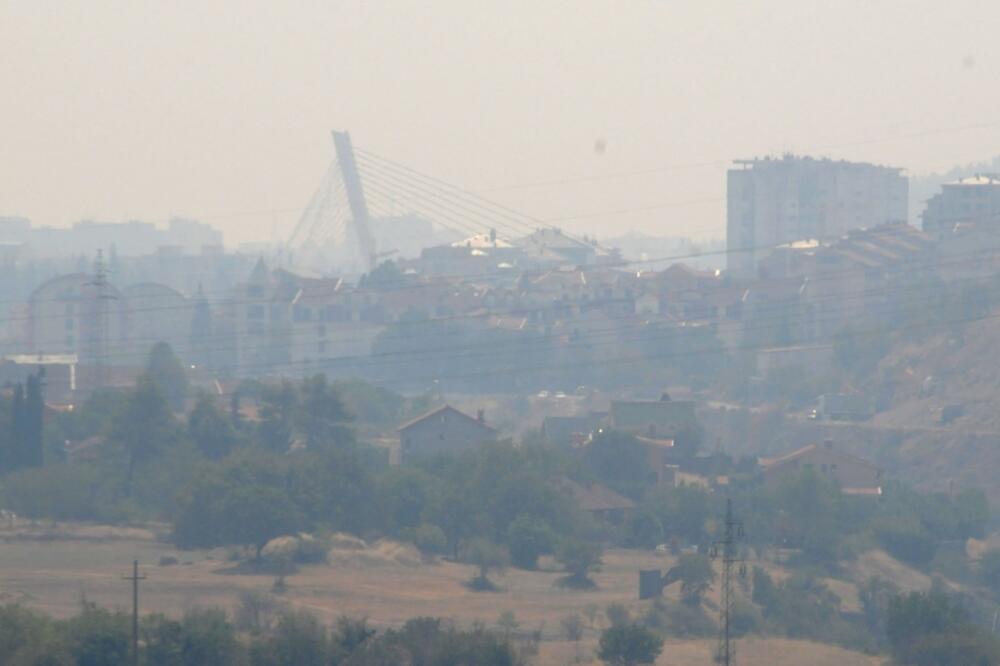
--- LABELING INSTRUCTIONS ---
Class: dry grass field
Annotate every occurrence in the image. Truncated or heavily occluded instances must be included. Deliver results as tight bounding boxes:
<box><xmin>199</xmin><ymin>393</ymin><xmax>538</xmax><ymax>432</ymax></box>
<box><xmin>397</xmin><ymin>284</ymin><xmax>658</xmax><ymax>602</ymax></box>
<box><xmin>0</xmin><ymin>522</ymin><xmax>883</xmax><ymax>665</ymax></box>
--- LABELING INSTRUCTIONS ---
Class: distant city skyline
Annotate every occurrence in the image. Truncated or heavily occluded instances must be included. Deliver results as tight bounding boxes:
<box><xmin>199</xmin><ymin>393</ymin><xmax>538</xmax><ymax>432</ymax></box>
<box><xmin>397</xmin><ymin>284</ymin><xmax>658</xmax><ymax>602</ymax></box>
<box><xmin>2</xmin><ymin>1</ymin><xmax>1000</xmax><ymax>244</ymax></box>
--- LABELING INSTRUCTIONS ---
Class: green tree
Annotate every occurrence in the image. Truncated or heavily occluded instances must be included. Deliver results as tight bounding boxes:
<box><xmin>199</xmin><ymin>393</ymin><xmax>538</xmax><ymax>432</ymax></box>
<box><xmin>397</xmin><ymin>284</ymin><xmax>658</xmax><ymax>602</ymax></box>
<box><xmin>410</xmin><ymin>524</ymin><xmax>447</xmax><ymax>556</ymax></box>
<box><xmin>673</xmin><ymin>553</ymin><xmax>715</xmax><ymax>606</ymax></box>
<box><xmin>597</xmin><ymin>623</ymin><xmax>664</xmax><ymax>666</ymax></box>
<box><xmin>583</xmin><ymin>430</ymin><xmax>650</xmax><ymax>498</ymax></box>
<box><xmin>366</xmin><ymin>616</ymin><xmax>527</xmax><ymax>665</ymax></box>
<box><xmin>605</xmin><ymin>604</ymin><xmax>630</xmax><ymax>628</ymax></box>
<box><xmin>145</xmin><ymin>342</ymin><xmax>189</xmax><ymax>411</ymax></box>
<box><xmin>287</xmin><ymin>446</ymin><xmax>378</xmax><ymax>535</ymax></box>
<box><xmin>671</xmin><ymin>423</ymin><xmax>703</xmax><ymax>459</ymax></box>
<box><xmin>141</xmin><ymin>614</ymin><xmax>185</xmax><ymax>666</ymax></box>
<box><xmin>0</xmin><ymin>603</ymin><xmax>69</xmax><ymax>664</ymax></box>
<box><xmin>296</xmin><ymin>374</ymin><xmax>355</xmax><ymax>451</ymax></box>
<box><xmin>250</xmin><ymin>610</ymin><xmax>329</xmax><ymax>666</ymax></box>
<box><xmin>463</xmin><ymin>538</ymin><xmax>509</xmax><ymax>591</ymax></box>
<box><xmin>874</xmin><ymin>519</ymin><xmax>937</xmax><ymax>566</ymax></box>
<box><xmin>257</xmin><ymin>382</ymin><xmax>297</xmax><ymax>453</ymax></box>
<box><xmin>886</xmin><ymin>591</ymin><xmax>984</xmax><ymax>665</ymax></box>
<box><xmin>377</xmin><ymin>466</ymin><xmax>433</xmax><ymax>533</ymax></box>
<box><xmin>18</xmin><ymin>369</ymin><xmax>45</xmax><ymax>467</ymax></box>
<box><xmin>507</xmin><ymin>514</ymin><xmax>555</xmax><ymax>570</ymax></box>
<box><xmin>111</xmin><ymin>376</ymin><xmax>178</xmax><ymax>489</ymax></box>
<box><xmin>556</xmin><ymin>538</ymin><xmax>603</xmax><ymax>588</ymax></box>
<box><xmin>333</xmin><ymin>378</ymin><xmax>405</xmax><ymax>424</ymax></box>
<box><xmin>62</xmin><ymin>602</ymin><xmax>130</xmax><ymax>666</ymax></box>
<box><xmin>330</xmin><ymin>616</ymin><xmax>375</xmax><ymax>658</ymax></box>
<box><xmin>220</xmin><ymin>486</ymin><xmax>300</xmax><ymax>562</ymax></box>
<box><xmin>2</xmin><ymin>464</ymin><xmax>101</xmax><ymax>521</ymax></box>
<box><xmin>858</xmin><ymin>576</ymin><xmax>900</xmax><ymax>647</ymax></box>
<box><xmin>188</xmin><ymin>393</ymin><xmax>238</xmax><ymax>461</ymax></box>
<box><xmin>981</xmin><ymin>549</ymin><xmax>1000</xmax><ymax>596</ymax></box>
<box><xmin>176</xmin><ymin>608</ymin><xmax>244</xmax><ymax>666</ymax></box>
<box><xmin>750</xmin><ymin>567</ymin><xmax>777</xmax><ymax>607</ymax></box>
<box><xmin>769</xmin><ymin>469</ymin><xmax>841</xmax><ymax>562</ymax></box>
<box><xmin>8</xmin><ymin>383</ymin><xmax>25</xmax><ymax>472</ymax></box>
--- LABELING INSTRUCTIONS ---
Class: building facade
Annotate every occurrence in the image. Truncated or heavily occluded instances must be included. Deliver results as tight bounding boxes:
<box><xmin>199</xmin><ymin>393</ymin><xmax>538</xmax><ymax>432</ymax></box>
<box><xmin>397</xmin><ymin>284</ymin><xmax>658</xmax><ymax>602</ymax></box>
<box><xmin>922</xmin><ymin>174</ymin><xmax>1000</xmax><ymax>237</ymax></box>
<box><xmin>398</xmin><ymin>405</ymin><xmax>497</xmax><ymax>463</ymax></box>
<box><xmin>760</xmin><ymin>442</ymin><xmax>883</xmax><ymax>495</ymax></box>
<box><xmin>727</xmin><ymin>155</ymin><xmax>908</xmax><ymax>279</ymax></box>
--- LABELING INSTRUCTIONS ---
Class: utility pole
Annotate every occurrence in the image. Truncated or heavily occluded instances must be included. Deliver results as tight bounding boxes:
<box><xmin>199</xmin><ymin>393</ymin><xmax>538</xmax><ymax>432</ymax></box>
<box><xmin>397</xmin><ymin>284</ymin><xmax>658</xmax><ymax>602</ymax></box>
<box><xmin>711</xmin><ymin>498</ymin><xmax>745</xmax><ymax>666</ymax></box>
<box><xmin>122</xmin><ymin>560</ymin><xmax>145</xmax><ymax>666</ymax></box>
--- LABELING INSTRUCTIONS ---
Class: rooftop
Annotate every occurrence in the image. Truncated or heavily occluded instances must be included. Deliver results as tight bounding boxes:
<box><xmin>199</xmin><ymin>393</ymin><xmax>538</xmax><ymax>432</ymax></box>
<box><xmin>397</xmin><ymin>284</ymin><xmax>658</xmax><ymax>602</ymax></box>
<box><xmin>397</xmin><ymin>404</ymin><xmax>496</xmax><ymax>433</ymax></box>
<box><xmin>760</xmin><ymin>443</ymin><xmax>879</xmax><ymax>472</ymax></box>
<box><xmin>948</xmin><ymin>174</ymin><xmax>1000</xmax><ymax>186</ymax></box>
<box><xmin>557</xmin><ymin>478</ymin><xmax>635</xmax><ymax>513</ymax></box>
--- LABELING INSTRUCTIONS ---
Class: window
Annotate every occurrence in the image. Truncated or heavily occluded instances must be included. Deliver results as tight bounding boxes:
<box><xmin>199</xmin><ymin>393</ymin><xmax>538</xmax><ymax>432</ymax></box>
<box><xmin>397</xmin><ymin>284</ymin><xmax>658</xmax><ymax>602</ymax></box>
<box><xmin>65</xmin><ymin>318</ymin><xmax>74</xmax><ymax>330</ymax></box>
<box><xmin>324</xmin><ymin>305</ymin><xmax>349</xmax><ymax>322</ymax></box>
<box><xmin>248</xmin><ymin>304</ymin><xmax>264</xmax><ymax>319</ymax></box>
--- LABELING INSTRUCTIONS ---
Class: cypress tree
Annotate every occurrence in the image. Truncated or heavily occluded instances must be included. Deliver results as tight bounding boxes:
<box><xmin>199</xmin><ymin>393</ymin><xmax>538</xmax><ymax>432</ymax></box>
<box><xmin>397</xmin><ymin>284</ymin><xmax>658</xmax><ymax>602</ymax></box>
<box><xmin>8</xmin><ymin>383</ymin><xmax>24</xmax><ymax>472</ymax></box>
<box><xmin>24</xmin><ymin>371</ymin><xmax>44</xmax><ymax>468</ymax></box>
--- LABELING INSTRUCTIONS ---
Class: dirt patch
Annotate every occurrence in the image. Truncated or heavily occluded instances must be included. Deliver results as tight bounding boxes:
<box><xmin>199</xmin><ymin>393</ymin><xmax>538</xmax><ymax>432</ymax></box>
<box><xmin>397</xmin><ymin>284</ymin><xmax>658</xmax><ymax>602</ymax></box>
<box><xmin>0</xmin><ymin>522</ymin><xmax>158</xmax><ymax>543</ymax></box>
<box><xmin>850</xmin><ymin>550</ymin><xmax>931</xmax><ymax>592</ymax></box>
<box><xmin>0</xmin><ymin>533</ymin><xmax>882</xmax><ymax>665</ymax></box>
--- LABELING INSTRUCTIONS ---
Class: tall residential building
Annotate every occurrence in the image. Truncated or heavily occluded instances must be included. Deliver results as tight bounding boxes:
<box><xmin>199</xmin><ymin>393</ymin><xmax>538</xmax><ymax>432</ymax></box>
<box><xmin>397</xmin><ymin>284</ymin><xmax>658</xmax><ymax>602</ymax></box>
<box><xmin>921</xmin><ymin>174</ymin><xmax>1000</xmax><ymax>237</ymax></box>
<box><xmin>726</xmin><ymin>155</ymin><xmax>907</xmax><ymax>278</ymax></box>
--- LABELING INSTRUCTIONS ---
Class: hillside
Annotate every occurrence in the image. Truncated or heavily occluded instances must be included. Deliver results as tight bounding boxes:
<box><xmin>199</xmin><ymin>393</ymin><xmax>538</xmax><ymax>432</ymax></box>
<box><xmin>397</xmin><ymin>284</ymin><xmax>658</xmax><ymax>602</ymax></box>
<box><xmin>875</xmin><ymin>317</ymin><xmax>1000</xmax><ymax>433</ymax></box>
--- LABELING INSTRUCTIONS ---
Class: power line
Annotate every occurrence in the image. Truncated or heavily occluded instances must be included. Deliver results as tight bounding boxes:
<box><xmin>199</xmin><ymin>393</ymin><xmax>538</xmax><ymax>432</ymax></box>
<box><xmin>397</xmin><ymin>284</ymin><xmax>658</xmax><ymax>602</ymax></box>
<box><xmin>354</xmin><ymin>154</ymin><xmax>535</xmax><ymax>240</ymax></box>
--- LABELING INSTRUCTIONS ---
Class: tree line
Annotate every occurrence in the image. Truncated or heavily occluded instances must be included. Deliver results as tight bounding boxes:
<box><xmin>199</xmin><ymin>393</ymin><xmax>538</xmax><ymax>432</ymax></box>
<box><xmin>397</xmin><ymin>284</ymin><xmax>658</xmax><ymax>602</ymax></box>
<box><xmin>0</xmin><ymin>600</ymin><xmax>534</xmax><ymax>666</ymax></box>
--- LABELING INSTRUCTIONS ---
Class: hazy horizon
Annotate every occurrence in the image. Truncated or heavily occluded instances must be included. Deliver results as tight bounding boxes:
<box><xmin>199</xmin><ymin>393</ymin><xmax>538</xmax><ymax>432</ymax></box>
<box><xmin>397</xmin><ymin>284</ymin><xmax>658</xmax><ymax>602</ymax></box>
<box><xmin>3</xmin><ymin>0</ymin><xmax>1000</xmax><ymax>245</ymax></box>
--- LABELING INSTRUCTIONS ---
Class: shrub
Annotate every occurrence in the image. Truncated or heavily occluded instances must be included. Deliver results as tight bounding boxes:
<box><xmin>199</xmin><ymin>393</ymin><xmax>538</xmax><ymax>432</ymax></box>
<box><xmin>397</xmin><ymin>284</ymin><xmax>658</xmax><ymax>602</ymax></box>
<box><xmin>554</xmin><ymin>538</ymin><xmax>602</xmax><ymax>589</ymax></box>
<box><xmin>507</xmin><ymin>514</ymin><xmax>554</xmax><ymax>570</ymax></box>
<box><xmin>293</xmin><ymin>534</ymin><xmax>330</xmax><ymax>564</ymax></box>
<box><xmin>410</xmin><ymin>524</ymin><xmax>447</xmax><ymax>557</ymax></box>
<box><xmin>461</xmin><ymin>538</ymin><xmax>509</xmax><ymax>591</ymax></box>
<box><xmin>2</xmin><ymin>464</ymin><xmax>102</xmax><ymax>521</ymax></box>
<box><xmin>597</xmin><ymin>622</ymin><xmax>663</xmax><ymax>665</ymax></box>
<box><xmin>875</xmin><ymin>521</ymin><xmax>937</xmax><ymax>566</ymax></box>
<box><xmin>642</xmin><ymin>599</ymin><xmax>716</xmax><ymax>638</ymax></box>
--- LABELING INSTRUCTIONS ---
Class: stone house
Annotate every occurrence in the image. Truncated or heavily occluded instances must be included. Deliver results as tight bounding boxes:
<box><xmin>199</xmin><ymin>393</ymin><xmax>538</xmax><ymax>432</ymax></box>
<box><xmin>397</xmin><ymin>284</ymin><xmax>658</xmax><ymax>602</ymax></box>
<box><xmin>759</xmin><ymin>441</ymin><xmax>883</xmax><ymax>495</ymax></box>
<box><xmin>398</xmin><ymin>405</ymin><xmax>497</xmax><ymax>463</ymax></box>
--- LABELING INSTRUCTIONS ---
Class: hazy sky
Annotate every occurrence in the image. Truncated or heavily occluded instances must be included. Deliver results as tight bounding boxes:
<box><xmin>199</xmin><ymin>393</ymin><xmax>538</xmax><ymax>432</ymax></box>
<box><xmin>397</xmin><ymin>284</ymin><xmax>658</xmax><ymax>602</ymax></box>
<box><xmin>2</xmin><ymin>1</ymin><xmax>1000</xmax><ymax>245</ymax></box>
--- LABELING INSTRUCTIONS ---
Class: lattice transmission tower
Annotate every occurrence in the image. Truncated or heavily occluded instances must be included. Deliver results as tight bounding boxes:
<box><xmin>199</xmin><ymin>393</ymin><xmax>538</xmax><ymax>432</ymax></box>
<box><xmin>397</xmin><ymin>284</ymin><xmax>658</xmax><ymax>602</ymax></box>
<box><xmin>711</xmin><ymin>498</ymin><xmax>746</xmax><ymax>666</ymax></box>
